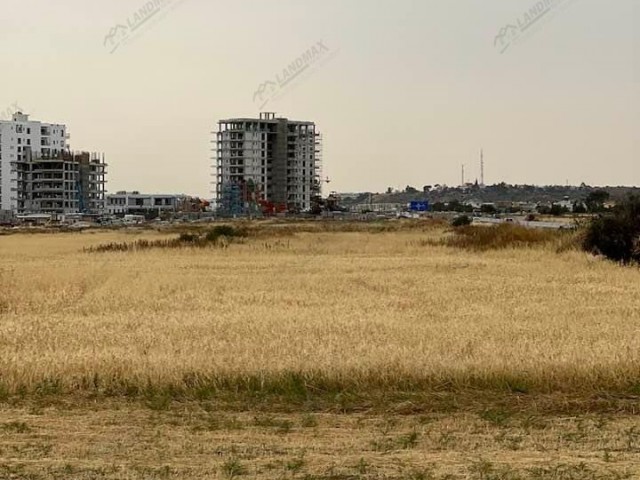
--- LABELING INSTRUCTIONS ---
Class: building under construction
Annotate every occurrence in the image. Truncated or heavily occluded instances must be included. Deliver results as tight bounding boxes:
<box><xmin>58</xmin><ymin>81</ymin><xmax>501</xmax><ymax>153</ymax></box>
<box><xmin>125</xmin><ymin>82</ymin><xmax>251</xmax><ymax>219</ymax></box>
<box><xmin>1</xmin><ymin>112</ymin><xmax>106</xmax><ymax>215</ymax></box>
<box><xmin>213</xmin><ymin>113</ymin><xmax>322</xmax><ymax>215</ymax></box>
<box><xmin>12</xmin><ymin>149</ymin><xmax>106</xmax><ymax>214</ymax></box>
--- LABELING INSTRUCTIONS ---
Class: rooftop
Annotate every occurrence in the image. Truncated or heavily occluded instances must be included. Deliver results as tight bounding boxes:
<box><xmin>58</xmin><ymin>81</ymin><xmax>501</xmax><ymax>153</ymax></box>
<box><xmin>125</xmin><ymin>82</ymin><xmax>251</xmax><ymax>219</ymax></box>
<box><xmin>219</xmin><ymin>113</ymin><xmax>314</xmax><ymax>125</ymax></box>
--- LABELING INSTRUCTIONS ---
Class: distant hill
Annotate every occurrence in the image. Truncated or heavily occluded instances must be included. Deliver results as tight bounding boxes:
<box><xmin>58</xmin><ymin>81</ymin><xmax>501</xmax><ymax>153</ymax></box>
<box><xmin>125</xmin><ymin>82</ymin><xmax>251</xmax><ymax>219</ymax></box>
<box><xmin>339</xmin><ymin>184</ymin><xmax>640</xmax><ymax>207</ymax></box>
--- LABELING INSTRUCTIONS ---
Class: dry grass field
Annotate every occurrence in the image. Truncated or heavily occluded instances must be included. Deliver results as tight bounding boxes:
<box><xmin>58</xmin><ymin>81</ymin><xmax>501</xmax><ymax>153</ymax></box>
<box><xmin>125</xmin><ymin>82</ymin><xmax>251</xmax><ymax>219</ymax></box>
<box><xmin>1</xmin><ymin>221</ymin><xmax>640</xmax><ymax>479</ymax></box>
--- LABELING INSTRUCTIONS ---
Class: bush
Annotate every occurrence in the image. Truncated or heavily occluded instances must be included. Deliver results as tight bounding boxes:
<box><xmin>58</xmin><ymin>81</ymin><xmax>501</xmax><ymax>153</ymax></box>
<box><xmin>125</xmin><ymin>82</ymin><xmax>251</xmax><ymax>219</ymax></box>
<box><xmin>85</xmin><ymin>225</ymin><xmax>247</xmax><ymax>253</ymax></box>
<box><xmin>583</xmin><ymin>196</ymin><xmax>640</xmax><ymax>264</ymax></box>
<box><xmin>451</xmin><ymin>215</ymin><xmax>472</xmax><ymax>227</ymax></box>
<box><xmin>204</xmin><ymin>225</ymin><xmax>244</xmax><ymax>243</ymax></box>
<box><xmin>442</xmin><ymin>224</ymin><xmax>563</xmax><ymax>251</ymax></box>
<box><xmin>178</xmin><ymin>233</ymin><xmax>199</xmax><ymax>243</ymax></box>
<box><xmin>549</xmin><ymin>204</ymin><xmax>569</xmax><ymax>216</ymax></box>
<box><xmin>480</xmin><ymin>204</ymin><xmax>497</xmax><ymax>214</ymax></box>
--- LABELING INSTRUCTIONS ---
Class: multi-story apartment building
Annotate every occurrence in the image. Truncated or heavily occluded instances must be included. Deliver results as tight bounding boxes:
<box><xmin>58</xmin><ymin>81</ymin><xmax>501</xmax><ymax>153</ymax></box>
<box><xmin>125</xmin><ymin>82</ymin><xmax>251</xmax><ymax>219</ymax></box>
<box><xmin>14</xmin><ymin>150</ymin><xmax>107</xmax><ymax>214</ymax></box>
<box><xmin>213</xmin><ymin>113</ymin><xmax>322</xmax><ymax>214</ymax></box>
<box><xmin>0</xmin><ymin>112</ymin><xmax>106</xmax><ymax>215</ymax></box>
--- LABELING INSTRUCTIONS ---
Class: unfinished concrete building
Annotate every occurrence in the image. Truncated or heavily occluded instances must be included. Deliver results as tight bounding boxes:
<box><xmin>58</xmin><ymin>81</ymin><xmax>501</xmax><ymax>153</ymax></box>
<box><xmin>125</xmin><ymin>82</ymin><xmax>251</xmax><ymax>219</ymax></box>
<box><xmin>213</xmin><ymin>113</ymin><xmax>322</xmax><ymax>214</ymax></box>
<box><xmin>12</xmin><ymin>149</ymin><xmax>106</xmax><ymax>214</ymax></box>
<box><xmin>1</xmin><ymin>112</ymin><xmax>106</xmax><ymax>215</ymax></box>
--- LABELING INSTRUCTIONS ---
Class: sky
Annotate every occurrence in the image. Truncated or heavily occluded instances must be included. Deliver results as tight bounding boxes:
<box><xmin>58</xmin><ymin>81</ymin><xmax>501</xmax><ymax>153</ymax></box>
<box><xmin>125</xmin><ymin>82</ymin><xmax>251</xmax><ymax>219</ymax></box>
<box><xmin>1</xmin><ymin>0</ymin><xmax>638</xmax><ymax>196</ymax></box>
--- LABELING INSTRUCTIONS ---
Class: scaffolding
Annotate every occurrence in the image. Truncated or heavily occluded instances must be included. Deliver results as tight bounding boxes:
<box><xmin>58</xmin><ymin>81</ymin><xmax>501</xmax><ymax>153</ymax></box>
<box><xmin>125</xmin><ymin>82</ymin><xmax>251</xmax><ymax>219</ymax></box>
<box><xmin>10</xmin><ymin>149</ymin><xmax>106</xmax><ymax>214</ymax></box>
<box><xmin>213</xmin><ymin>115</ymin><xmax>321</xmax><ymax>215</ymax></box>
<box><xmin>218</xmin><ymin>180</ymin><xmax>263</xmax><ymax>217</ymax></box>
<box><xmin>314</xmin><ymin>132</ymin><xmax>324</xmax><ymax>197</ymax></box>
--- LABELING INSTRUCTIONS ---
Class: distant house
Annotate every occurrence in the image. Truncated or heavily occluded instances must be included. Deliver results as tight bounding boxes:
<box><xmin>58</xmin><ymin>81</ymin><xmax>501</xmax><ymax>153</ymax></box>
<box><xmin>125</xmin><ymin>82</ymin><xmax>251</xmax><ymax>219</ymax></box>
<box><xmin>463</xmin><ymin>198</ymin><xmax>483</xmax><ymax>210</ymax></box>
<box><xmin>350</xmin><ymin>203</ymin><xmax>404</xmax><ymax>213</ymax></box>
<box><xmin>514</xmin><ymin>202</ymin><xmax>538</xmax><ymax>213</ymax></box>
<box><xmin>556</xmin><ymin>199</ymin><xmax>574</xmax><ymax>212</ymax></box>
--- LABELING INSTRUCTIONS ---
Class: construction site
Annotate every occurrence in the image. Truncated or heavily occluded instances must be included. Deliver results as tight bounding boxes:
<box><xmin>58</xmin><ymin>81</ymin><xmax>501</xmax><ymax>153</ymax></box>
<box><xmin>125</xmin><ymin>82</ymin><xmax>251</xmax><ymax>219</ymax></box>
<box><xmin>212</xmin><ymin>113</ymin><xmax>323</xmax><ymax>216</ymax></box>
<box><xmin>11</xmin><ymin>149</ymin><xmax>106</xmax><ymax>215</ymax></box>
<box><xmin>0</xmin><ymin>112</ymin><xmax>107</xmax><ymax>219</ymax></box>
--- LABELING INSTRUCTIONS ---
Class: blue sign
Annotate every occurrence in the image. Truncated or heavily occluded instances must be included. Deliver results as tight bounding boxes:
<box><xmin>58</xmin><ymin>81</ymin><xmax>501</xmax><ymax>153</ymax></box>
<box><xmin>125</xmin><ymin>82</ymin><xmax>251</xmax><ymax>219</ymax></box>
<box><xmin>409</xmin><ymin>201</ymin><xmax>430</xmax><ymax>212</ymax></box>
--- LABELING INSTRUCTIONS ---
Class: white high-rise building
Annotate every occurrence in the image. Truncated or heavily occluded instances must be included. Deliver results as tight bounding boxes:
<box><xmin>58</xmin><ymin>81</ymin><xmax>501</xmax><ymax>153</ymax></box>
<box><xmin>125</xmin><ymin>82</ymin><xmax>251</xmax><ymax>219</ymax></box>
<box><xmin>0</xmin><ymin>112</ymin><xmax>67</xmax><ymax>212</ymax></box>
<box><xmin>0</xmin><ymin>112</ymin><xmax>106</xmax><ymax>214</ymax></box>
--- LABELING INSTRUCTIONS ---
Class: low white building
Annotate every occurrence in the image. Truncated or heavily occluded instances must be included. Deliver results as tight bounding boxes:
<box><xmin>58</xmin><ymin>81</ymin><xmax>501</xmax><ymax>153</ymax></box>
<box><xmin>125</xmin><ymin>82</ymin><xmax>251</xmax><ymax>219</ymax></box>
<box><xmin>350</xmin><ymin>202</ymin><xmax>405</xmax><ymax>213</ymax></box>
<box><xmin>106</xmin><ymin>191</ymin><xmax>185</xmax><ymax>215</ymax></box>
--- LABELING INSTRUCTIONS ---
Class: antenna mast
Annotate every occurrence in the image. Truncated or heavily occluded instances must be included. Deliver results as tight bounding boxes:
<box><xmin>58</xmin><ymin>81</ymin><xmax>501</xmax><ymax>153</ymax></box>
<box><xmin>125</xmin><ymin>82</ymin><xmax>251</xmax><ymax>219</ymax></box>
<box><xmin>480</xmin><ymin>149</ymin><xmax>485</xmax><ymax>187</ymax></box>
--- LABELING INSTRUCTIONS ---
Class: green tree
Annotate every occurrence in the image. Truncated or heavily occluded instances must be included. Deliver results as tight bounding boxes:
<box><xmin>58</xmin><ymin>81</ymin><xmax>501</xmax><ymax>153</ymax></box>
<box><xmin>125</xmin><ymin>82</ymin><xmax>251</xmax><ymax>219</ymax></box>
<box><xmin>480</xmin><ymin>204</ymin><xmax>497</xmax><ymax>214</ymax></box>
<box><xmin>585</xmin><ymin>190</ymin><xmax>610</xmax><ymax>213</ymax></box>
<box><xmin>583</xmin><ymin>196</ymin><xmax>640</xmax><ymax>264</ymax></box>
<box><xmin>536</xmin><ymin>205</ymin><xmax>551</xmax><ymax>215</ymax></box>
<box><xmin>451</xmin><ymin>215</ymin><xmax>472</xmax><ymax>227</ymax></box>
<box><xmin>549</xmin><ymin>204</ymin><xmax>569</xmax><ymax>216</ymax></box>
<box><xmin>573</xmin><ymin>202</ymin><xmax>587</xmax><ymax>214</ymax></box>
<box><xmin>447</xmin><ymin>200</ymin><xmax>466</xmax><ymax>212</ymax></box>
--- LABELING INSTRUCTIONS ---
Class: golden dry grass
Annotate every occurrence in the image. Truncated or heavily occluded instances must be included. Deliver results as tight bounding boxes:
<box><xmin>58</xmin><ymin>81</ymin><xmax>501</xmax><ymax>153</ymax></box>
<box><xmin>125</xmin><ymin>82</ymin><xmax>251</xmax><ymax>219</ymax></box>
<box><xmin>0</xmin><ymin>223</ymin><xmax>639</xmax><ymax>405</ymax></box>
<box><xmin>2</xmin><ymin>222</ymin><xmax>640</xmax><ymax>479</ymax></box>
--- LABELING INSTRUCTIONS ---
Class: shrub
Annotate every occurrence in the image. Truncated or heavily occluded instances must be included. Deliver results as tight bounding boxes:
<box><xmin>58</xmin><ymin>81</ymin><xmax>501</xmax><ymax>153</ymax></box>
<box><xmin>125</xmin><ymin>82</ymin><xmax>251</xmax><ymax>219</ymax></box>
<box><xmin>204</xmin><ymin>225</ymin><xmax>244</xmax><ymax>243</ymax></box>
<box><xmin>549</xmin><ymin>204</ymin><xmax>569</xmax><ymax>216</ymax></box>
<box><xmin>442</xmin><ymin>224</ymin><xmax>563</xmax><ymax>251</ymax></box>
<box><xmin>585</xmin><ymin>189</ymin><xmax>610</xmax><ymax>213</ymax></box>
<box><xmin>480</xmin><ymin>204</ymin><xmax>497</xmax><ymax>214</ymax></box>
<box><xmin>85</xmin><ymin>226</ymin><xmax>247</xmax><ymax>253</ymax></box>
<box><xmin>583</xmin><ymin>196</ymin><xmax>640</xmax><ymax>264</ymax></box>
<box><xmin>221</xmin><ymin>458</ymin><xmax>246</xmax><ymax>478</ymax></box>
<box><xmin>451</xmin><ymin>215</ymin><xmax>472</xmax><ymax>227</ymax></box>
<box><xmin>178</xmin><ymin>233</ymin><xmax>199</xmax><ymax>243</ymax></box>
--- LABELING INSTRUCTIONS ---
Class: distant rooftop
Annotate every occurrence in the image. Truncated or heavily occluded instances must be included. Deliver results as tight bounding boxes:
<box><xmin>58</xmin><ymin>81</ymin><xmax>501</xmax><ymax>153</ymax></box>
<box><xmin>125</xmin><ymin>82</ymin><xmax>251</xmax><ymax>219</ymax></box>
<box><xmin>219</xmin><ymin>112</ymin><xmax>315</xmax><ymax>125</ymax></box>
<box><xmin>12</xmin><ymin>112</ymin><xmax>29</xmax><ymax>122</ymax></box>
<box><xmin>1</xmin><ymin>112</ymin><xmax>65</xmax><ymax>127</ymax></box>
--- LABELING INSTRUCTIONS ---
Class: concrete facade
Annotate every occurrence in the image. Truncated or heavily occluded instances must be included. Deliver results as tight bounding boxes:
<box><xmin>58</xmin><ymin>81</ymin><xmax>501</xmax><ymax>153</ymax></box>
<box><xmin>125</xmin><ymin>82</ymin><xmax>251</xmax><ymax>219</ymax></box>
<box><xmin>213</xmin><ymin>113</ymin><xmax>321</xmax><ymax>213</ymax></box>
<box><xmin>0</xmin><ymin>113</ymin><xmax>106</xmax><ymax>214</ymax></box>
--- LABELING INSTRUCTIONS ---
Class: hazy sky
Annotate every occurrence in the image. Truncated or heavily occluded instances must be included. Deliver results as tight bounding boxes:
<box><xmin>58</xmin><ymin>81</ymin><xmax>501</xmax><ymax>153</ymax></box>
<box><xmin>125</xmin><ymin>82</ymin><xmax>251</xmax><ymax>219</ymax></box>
<box><xmin>1</xmin><ymin>0</ymin><xmax>638</xmax><ymax>195</ymax></box>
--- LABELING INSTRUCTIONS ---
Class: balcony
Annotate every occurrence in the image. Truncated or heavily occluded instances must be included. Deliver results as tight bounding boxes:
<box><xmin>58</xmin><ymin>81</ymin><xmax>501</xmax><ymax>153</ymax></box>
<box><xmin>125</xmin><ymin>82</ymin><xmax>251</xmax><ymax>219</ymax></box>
<box><xmin>31</xmin><ymin>187</ymin><xmax>65</xmax><ymax>193</ymax></box>
<box><xmin>33</xmin><ymin>197</ymin><xmax>65</xmax><ymax>204</ymax></box>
